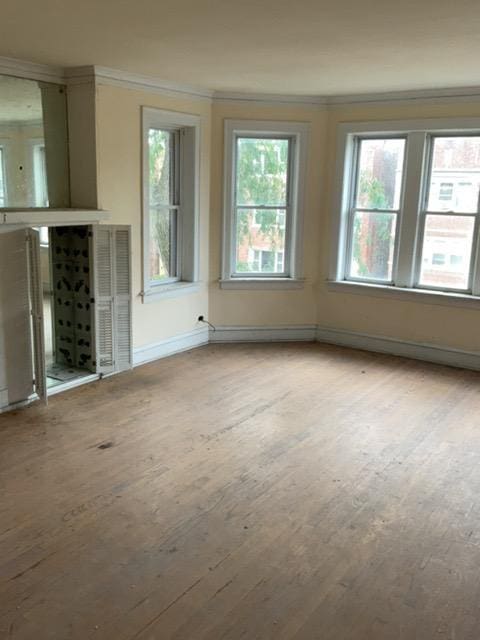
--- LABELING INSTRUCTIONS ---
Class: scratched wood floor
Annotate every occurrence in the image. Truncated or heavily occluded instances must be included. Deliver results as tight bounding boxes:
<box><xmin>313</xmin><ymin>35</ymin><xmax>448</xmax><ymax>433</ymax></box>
<box><xmin>1</xmin><ymin>343</ymin><xmax>480</xmax><ymax>640</ymax></box>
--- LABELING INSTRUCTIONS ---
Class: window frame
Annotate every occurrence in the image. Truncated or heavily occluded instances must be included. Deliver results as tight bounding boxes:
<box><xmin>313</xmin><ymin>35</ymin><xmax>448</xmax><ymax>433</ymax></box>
<box><xmin>344</xmin><ymin>134</ymin><xmax>407</xmax><ymax>285</ymax></box>
<box><xmin>141</xmin><ymin>107</ymin><xmax>200</xmax><ymax>302</ymax></box>
<box><xmin>221</xmin><ymin>119</ymin><xmax>308</xmax><ymax>289</ymax></box>
<box><xmin>330</xmin><ymin>118</ymin><xmax>480</xmax><ymax>301</ymax></box>
<box><xmin>0</xmin><ymin>141</ymin><xmax>9</xmax><ymax>207</ymax></box>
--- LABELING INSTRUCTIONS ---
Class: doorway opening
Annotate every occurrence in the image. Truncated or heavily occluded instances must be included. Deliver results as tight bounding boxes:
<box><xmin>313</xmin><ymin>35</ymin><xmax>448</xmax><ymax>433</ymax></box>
<box><xmin>38</xmin><ymin>226</ymin><xmax>95</xmax><ymax>392</ymax></box>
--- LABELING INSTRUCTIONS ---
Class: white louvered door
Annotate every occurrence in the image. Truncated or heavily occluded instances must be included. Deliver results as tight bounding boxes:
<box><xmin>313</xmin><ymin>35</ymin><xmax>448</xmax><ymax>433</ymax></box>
<box><xmin>113</xmin><ymin>227</ymin><xmax>132</xmax><ymax>371</ymax></box>
<box><xmin>92</xmin><ymin>225</ymin><xmax>132</xmax><ymax>375</ymax></box>
<box><xmin>27</xmin><ymin>228</ymin><xmax>47</xmax><ymax>404</ymax></box>
<box><xmin>0</xmin><ymin>229</ymin><xmax>34</xmax><ymax>409</ymax></box>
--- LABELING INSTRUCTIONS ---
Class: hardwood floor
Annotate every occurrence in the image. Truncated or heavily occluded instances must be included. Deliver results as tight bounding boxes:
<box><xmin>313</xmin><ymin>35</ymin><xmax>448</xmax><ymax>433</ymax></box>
<box><xmin>1</xmin><ymin>342</ymin><xmax>480</xmax><ymax>639</ymax></box>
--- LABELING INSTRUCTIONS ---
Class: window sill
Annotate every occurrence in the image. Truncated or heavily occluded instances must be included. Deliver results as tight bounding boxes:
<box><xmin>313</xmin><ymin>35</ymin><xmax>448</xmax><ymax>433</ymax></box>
<box><xmin>326</xmin><ymin>280</ymin><xmax>480</xmax><ymax>310</ymax></box>
<box><xmin>142</xmin><ymin>281</ymin><xmax>201</xmax><ymax>302</ymax></box>
<box><xmin>219</xmin><ymin>278</ymin><xmax>305</xmax><ymax>290</ymax></box>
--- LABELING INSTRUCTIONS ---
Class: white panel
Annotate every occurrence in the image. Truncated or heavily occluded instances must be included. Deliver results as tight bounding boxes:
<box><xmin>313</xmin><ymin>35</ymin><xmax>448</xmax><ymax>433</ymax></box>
<box><xmin>92</xmin><ymin>226</ymin><xmax>115</xmax><ymax>374</ymax></box>
<box><xmin>92</xmin><ymin>225</ymin><xmax>132</xmax><ymax>374</ymax></box>
<box><xmin>27</xmin><ymin>228</ymin><xmax>47</xmax><ymax>404</ymax></box>
<box><xmin>113</xmin><ymin>227</ymin><xmax>132</xmax><ymax>371</ymax></box>
<box><xmin>0</xmin><ymin>230</ymin><xmax>33</xmax><ymax>408</ymax></box>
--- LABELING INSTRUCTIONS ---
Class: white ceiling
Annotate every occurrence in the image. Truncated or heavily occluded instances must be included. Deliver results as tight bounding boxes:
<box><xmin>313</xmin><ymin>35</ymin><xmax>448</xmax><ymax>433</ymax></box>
<box><xmin>2</xmin><ymin>0</ymin><xmax>480</xmax><ymax>96</ymax></box>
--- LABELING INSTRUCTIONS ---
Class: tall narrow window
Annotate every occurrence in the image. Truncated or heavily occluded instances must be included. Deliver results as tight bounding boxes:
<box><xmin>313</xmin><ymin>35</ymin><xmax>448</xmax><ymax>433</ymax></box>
<box><xmin>142</xmin><ymin>108</ymin><xmax>200</xmax><ymax>300</ymax></box>
<box><xmin>147</xmin><ymin>128</ymin><xmax>179</xmax><ymax>283</ymax></box>
<box><xmin>33</xmin><ymin>144</ymin><xmax>48</xmax><ymax>207</ymax></box>
<box><xmin>347</xmin><ymin>138</ymin><xmax>406</xmax><ymax>282</ymax></box>
<box><xmin>234</xmin><ymin>136</ymin><xmax>290</xmax><ymax>275</ymax></box>
<box><xmin>222</xmin><ymin>120</ymin><xmax>308</xmax><ymax>287</ymax></box>
<box><xmin>419</xmin><ymin>136</ymin><xmax>480</xmax><ymax>291</ymax></box>
<box><xmin>0</xmin><ymin>147</ymin><xmax>6</xmax><ymax>207</ymax></box>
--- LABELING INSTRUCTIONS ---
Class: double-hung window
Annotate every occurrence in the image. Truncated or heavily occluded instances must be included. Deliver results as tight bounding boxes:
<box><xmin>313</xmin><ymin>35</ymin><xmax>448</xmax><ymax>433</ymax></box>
<box><xmin>142</xmin><ymin>108</ymin><xmax>200</xmax><ymax>301</ymax></box>
<box><xmin>0</xmin><ymin>146</ymin><xmax>6</xmax><ymax>207</ymax></box>
<box><xmin>221</xmin><ymin>120</ymin><xmax>308</xmax><ymax>289</ymax></box>
<box><xmin>332</xmin><ymin>119</ymin><xmax>480</xmax><ymax>298</ymax></box>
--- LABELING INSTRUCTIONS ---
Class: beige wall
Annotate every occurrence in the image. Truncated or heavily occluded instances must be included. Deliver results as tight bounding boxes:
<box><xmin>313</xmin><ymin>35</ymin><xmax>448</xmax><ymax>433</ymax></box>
<box><xmin>93</xmin><ymin>81</ymin><xmax>480</xmax><ymax>354</ymax></box>
<box><xmin>209</xmin><ymin>101</ymin><xmax>326</xmax><ymax>327</ymax></box>
<box><xmin>95</xmin><ymin>83</ymin><xmax>211</xmax><ymax>349</ymax></box>
<box><xmin>319</xmin><ymin>101</ymin><xmax>480</xmax><ymax>352</ymax></box>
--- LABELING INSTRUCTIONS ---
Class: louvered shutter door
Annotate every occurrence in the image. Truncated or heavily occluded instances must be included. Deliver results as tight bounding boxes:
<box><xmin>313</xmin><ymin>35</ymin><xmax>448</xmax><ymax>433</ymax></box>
<box><xmin>27</xmin><ymin>228</ymin><xmax>47</xmax><ymax>404</ymax></box>
<box><xmin>92</xmin><ymin>226</ymin><xmax>115</xmax><ymax>374</ymax></box>
<box><xmin>0</xmin><ymin>230</ymin><xmax>34</xmax><ymax>408</ymax></box>
<box><xmin>113</xmin><ymin>227</ymin><xmax>132</xmax><ymax>371</ymax></box>
<box><xmin>92</xmin><ymin>225</ymin><xmax>132</xmax><ymax>375</ymax></box>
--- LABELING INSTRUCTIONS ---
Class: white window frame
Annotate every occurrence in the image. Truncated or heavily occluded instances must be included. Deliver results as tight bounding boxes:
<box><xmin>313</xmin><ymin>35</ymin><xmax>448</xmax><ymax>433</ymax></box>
<box><xmin>0</xmin><ymin>141</ymin><xmax>8</xmax><ymax>208</ymax></box>
<box><xmin>221</xmin><ymin>119</ymin><xmax>308</xmax><ymax>290</ymax></box>
<box><xmin>330</xmin><ymin>118</ymin><xmax>480</xmax><ymax>305</ymax></box>
<box><xmin>142</xmin><ymin>107</ymin><xmax>200</xmax><ymax>302</ymax></box>
<box><xmin>0</xmin><ymin>140</ymin><xmax>9</xmax><ymax>208</ymax></box>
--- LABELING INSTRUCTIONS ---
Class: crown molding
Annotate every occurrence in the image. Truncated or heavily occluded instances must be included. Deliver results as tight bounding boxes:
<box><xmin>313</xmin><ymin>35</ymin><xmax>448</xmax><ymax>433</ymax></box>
<box><xmin>326</xmin><ymin>85</ymin><xmax>480</xmax><ymax>107</ymax></box>
<box><xmin>213</xmin><ymin>91</ymin><xmax>327</xmax><ymax>108</ymax></box>
<box><xmin>3</xmin><ymin>55</ymin><xmax>480</xmax><ymax>109</ymax></box>
<box><xmin>0</xmin><ymin>56</ymin><xmax>65</xmax><ymax>84</ymax></box>
<box><xmin>65</xmin><ymin>65</ymin><xmax>214</xmax><ymax>101</ymax></box>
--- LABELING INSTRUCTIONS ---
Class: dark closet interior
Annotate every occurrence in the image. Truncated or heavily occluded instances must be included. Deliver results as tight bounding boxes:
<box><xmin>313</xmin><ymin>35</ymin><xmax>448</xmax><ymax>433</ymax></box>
<box><xmin>46</xmin><ymin>225</ymin><xmax>95</xmax><ymax>385</ymax></box>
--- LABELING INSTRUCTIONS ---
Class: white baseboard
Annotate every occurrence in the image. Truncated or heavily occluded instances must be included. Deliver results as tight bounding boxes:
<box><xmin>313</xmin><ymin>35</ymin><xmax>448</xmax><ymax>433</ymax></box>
<box><xmin>133</xmin><ymin>326</ymin><xmax>209</xmax><ymax>366</ymax></box>
<box><xmin>209</xmin><ymin>325</ymin><xmax>317</xmax><ymax>343</ymax></box>
<box><xmin>316</xmin><ymin>326</ymin><xmax>480</xmax><ymax>371</ymax></box>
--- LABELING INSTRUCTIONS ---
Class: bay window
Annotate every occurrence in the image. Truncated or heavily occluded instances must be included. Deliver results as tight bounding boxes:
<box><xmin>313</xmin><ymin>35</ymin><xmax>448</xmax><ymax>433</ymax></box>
<box><xmin>332</xmin><ymin>119</ymin><xmax>480</xmax><ymax>299</ymax></box>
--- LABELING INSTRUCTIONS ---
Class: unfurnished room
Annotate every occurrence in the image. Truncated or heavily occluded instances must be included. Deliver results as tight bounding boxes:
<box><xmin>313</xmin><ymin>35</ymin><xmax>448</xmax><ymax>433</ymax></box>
<box><xmin>1</xmin><ymin>1</ymin><xmax>480</xmax><ymax>639</ymax></box>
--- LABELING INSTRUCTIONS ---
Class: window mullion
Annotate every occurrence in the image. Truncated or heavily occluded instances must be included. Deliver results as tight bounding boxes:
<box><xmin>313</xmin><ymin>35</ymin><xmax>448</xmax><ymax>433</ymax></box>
<box><xmin>472</xmin><ymin>217</ymin><xmax>480</xmax><ymax>296</ymax></box>
<box><xmin>395</xmin><ymin>132</ymin><xmax>427</xmax><ymax>288</ymax></box>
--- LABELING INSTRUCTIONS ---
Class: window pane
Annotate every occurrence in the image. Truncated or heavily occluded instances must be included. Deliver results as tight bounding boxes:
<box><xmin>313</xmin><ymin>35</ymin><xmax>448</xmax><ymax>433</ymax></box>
<box><xmin>419</xmin><ymin>214</ymin><xmax>474</xmax><ymax>290</ymax></box>
<box><xmin>236</xmin><ymin>137</ymin><xmax>289</xmax><ymax>206</ymax></box>
<box><xmin>427</xmin><ymin>137</ymin><xmax>480</xmax><ymax>213</ymax></box>
<box><xmin>235</xmin><ymin>208</ymin><xmax>286</xmax><ymax>273</ymax></box>
<box><xmin>356</xmin><ymin>138</ymin><xmax>405</xmax><ymax>210</ymax></box>
<box><xmin>0</xmin><ymin>148</ymin><xmax>5</xmax><ymax>207</ymax></box>
<box><xmin>149</xmin><ymin>206</ymin><xmax>177</xmax><ymax>281</ymax></box>
<box><xmin>149</xmin><ymin>128</ymin><xmax>175</xmax><ymax>206</ymax></box>
<box><xmin>349</xmin><ymin>211</ymin><xmax>397</xmax><ymax>281</ymax></box>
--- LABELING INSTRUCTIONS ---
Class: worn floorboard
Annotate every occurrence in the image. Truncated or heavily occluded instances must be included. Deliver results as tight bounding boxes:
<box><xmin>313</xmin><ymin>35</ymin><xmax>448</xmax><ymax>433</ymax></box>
<box><xmin>1</xmin><ymin>343</ymin><xmax>480</xmax><ymax>639</ymax></box>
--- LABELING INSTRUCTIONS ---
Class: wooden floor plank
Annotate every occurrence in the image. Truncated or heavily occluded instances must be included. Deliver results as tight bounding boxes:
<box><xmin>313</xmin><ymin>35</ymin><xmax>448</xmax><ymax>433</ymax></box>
<box><xmin>1</xmin><ymin>343</ymin><xmax>480</xmax><ymax>639</ymax></box>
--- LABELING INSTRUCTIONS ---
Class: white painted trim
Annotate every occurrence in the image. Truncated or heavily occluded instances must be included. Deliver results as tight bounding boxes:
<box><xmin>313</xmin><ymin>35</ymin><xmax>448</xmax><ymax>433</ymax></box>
<box><xmin>221</xmin><ymin>119</ymin><xmax>309</xmax><ymax>283</ymax></box>
<box><xmin>316</xmin><ymin>326</ymin><xmax>480</xmax><ymax>372</ymax></box>
<box><xmin>142</xmin><ymin>282</ymin><xmax>201</xmax><ymax>301</ymax></box>
<box><xmin>331</xmin><ymin>118</ymin><xmax>480</xmax><ymax>290</ymax></box>
<box><xmin>6</xmin><ymin>56</ymin><xmax>480</xmax><ymax>107</ymax></box>
<box><xmin>0</xmin><ymin>56</ymin><xmax>65</xmax><ymax>84</ymax></box>
<box><xmin>1</xmin><ymin>209</ymin><xmax>109</xmax><ymax>226</ymax></box>
<box><xmin>218</xmin><ymin>278</ymin><xmax>306</xmax><ymax>290</ymax></box>
<box><xmin>326</xmin><ymin>279</ymin><xmax>480</xmax><ymax>310</ymax></box>
<box><xmin>133</xmin><ymin>326</ymin><xmax>209</xmax><ymax>366</ymax></box>
<box><xmin>209</xmin><ymin>325</ymin><xmax>317</xmax><ymax>343</ymax></box>
<box><xmin>48</xmin><ymin>373</ymin><xmax>99</xmax><ymax>396</ymax></box>
<box><xmin>65</xmin><ymin>65</ymin><xmax>213</xmax><ymax>101</ymax></box>
<box><xmin>213</xmin><ymin>91</ymin><xmax>326</xmax><ymax>108</ymax></box>
<box><xmin>141</xmin><ymin>107</ymin><xmax>201</xmax><ymax>299</ymax></box>
<box><xmin>326</xmin><ymin>86</ymin><xmax>480</xmax><ymax>107</ymax></box>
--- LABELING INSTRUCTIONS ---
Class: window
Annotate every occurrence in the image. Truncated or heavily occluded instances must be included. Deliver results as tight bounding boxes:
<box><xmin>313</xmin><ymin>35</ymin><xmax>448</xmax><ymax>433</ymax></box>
<box><xmin>222</xmin><ymin>120</ymin><xmax>308</xmax><ymax>288</ymax></box>
<box><xmin>0</xmin><ymin>147</ymin><xmax>6</xmax><ymax>207</ymax></box>
<box><xmin>347</xmin><ymin>137</ymin><xmax>406</xmax><ymax>282</ymax></box>
<box><xmin>142</xmin><ymin>108</ymin><xmax>200</xmax><ymax>300</ymax></box>
<box><xmin>33</xmin><ymin>144</ymin><xmax>48</xmax><ymax>207</ymax></box>
<box><xmin>438</xmin><ymin>182</ymin><xmax>454</xmax><ymax>202</ymax></box>
<box><xmin>332</xmin><ymin>120</ymin><xmax>480</xmax><ymax>298</ymax></box>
